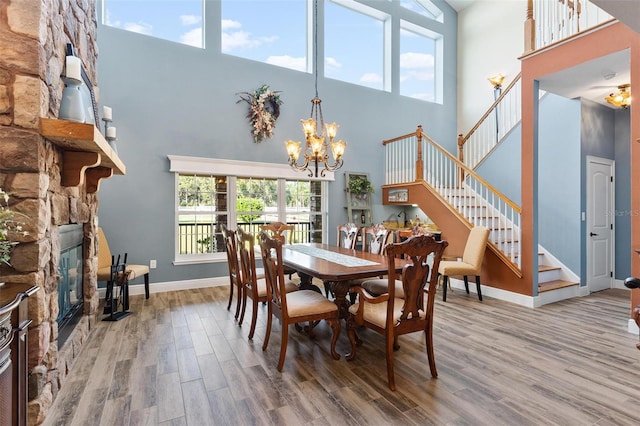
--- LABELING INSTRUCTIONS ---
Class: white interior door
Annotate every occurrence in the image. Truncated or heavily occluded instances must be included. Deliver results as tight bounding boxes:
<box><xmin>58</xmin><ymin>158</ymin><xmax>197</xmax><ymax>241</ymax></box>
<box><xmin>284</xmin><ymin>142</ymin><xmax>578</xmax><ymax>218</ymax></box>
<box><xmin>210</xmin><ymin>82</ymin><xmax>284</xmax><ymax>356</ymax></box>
<box><xmin>586</xmin><ymin>156</ymin><xmax>614</xmax><ymax>293</ymax></box>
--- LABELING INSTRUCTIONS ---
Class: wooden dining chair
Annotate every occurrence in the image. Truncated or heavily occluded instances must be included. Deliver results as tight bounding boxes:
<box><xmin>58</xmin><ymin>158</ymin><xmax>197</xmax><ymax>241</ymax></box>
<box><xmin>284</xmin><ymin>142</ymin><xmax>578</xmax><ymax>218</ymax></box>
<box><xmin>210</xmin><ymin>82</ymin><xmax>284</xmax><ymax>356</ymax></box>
<box><xmin>258</xmin><ymin>231</ymin><xmax>341</xmax><ymax>372</ymax></box>
<box><xmin>346</xmin><ymin>234</ymin><xmax>448</xmax><ymax>390</ymax></box>
<box><xmin>349</xmin><ymin>223</ymin><xmax>393</xmax><ymax>294</ymax></box>
<box><xmin>336</xmin><ymin>222</ymin><xmax>359</xmax><ymax>250</ymax></box>
<box><xmin>237</xmin><ymin>228</ymin><xmax>298</xmax><ymax>340</ymax></box>
<box><xmin>357</xmin><ymin>223</ymin><xmax>402</xmax><ymax>298</ymax></box>
<box><xmin>97</xmin><ymin>227</ymin><xmax>150</xmax><ymax>299</ymax></box>
<box><xmin>361</xmin><ymin>223</ymin><xmax>392</xmax><ymax>255</ymax></box>
<box><xmin>329</xmin><ymin>222</ymin><xmax>360</xmax><ymax>297</ymax></box>
<box><xmin>261</xmin><ymin>221</ymin><xmax>297</xmax><ymax>278</ymax></box>
<box><xmin>438</xmin><ymin>226</ymin><xmax>490</xmax><ymax>302</ymax></box>
<box><xmin>221</xmin><ymin>224</ymin><xmax>242</xmax><ymax>319</ymax></box>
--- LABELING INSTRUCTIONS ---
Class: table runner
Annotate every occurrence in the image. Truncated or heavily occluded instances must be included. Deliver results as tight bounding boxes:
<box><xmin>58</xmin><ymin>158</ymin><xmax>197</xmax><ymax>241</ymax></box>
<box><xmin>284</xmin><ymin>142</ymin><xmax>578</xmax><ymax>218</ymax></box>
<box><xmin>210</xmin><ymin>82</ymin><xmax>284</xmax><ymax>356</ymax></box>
<box><xmin>287</xmin><ymin>245</ymin><xmax>379</xmax><ymax>267</ymax></box>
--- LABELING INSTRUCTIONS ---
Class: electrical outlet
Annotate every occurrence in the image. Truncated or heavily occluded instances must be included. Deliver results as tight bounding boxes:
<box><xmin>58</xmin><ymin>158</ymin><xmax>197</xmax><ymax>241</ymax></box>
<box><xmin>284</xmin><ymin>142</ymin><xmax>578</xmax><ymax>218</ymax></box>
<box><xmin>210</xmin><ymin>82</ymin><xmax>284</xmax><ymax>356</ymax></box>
<box><xmin>150</xmin><ymin>259</ymin><xmax>157</xmax><ymax>269</ymax></box>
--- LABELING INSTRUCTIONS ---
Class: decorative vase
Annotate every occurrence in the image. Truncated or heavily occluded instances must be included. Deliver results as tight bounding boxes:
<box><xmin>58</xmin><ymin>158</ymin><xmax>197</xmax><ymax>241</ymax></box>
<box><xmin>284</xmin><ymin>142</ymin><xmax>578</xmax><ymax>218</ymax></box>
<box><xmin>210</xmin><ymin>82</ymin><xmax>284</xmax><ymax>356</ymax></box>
<box><xmin>59</xmin><ymin>78</ymin><xmax>85</xmax><ymax>123</ymax></box>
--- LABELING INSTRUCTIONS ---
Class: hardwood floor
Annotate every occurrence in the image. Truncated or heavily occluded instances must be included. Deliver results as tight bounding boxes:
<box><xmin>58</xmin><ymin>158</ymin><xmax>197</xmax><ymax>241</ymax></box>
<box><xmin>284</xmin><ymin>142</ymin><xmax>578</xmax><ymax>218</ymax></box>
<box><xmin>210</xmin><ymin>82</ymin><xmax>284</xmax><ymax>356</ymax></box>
<box><xmin>43</xmin><ymin>286</ymin><xmax>640</xmax><ymax>425</ymax></box>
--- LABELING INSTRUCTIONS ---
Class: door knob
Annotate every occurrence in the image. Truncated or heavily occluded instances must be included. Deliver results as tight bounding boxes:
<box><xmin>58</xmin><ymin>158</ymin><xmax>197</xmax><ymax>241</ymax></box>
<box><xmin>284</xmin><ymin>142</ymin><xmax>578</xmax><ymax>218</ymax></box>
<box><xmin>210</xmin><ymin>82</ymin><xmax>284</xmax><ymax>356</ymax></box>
<box><xmin>590</xmin><ymin>232</ymin><xmax>598</xmax><ymax>236</ymax></box>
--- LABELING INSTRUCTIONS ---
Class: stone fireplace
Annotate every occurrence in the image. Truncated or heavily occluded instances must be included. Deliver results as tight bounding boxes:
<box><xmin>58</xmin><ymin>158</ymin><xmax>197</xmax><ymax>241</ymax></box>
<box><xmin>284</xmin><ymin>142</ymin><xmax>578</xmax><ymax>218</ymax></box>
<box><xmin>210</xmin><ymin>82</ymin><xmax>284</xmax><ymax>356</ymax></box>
<box><xmin>0</xmin><ymin>0</ymin><xmax>104</xmax><ymax>424</ymax></box>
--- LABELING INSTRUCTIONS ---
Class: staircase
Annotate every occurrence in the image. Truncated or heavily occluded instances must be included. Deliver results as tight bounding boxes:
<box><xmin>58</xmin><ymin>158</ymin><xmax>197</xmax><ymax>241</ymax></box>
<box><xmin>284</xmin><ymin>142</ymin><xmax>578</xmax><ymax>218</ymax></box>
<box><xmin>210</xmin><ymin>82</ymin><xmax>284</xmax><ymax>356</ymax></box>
<box><xmin>383</xmin><ymin>125</ymin><xmax>581</xmax><ymax>301</ymax></box>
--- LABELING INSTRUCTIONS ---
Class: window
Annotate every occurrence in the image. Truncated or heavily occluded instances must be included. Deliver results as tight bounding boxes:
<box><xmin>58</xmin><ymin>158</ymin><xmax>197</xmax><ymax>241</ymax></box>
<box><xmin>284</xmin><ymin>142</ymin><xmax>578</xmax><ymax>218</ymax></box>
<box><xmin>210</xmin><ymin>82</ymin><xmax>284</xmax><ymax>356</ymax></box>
<box><xmin>177</xmin><ymin>174</ymin><xmax>228</xmax><ymax>257</ymax></box>
<box><xmin>286</xmin><ymin>180</ymin><xmax>323</xmax><ymax>243</ymax></box>
<box><xmin>325</xmin><ymin>0</ymin><xmax>388</xmax><ymax>91</ymax></box>
<box><xmin>103</xmin><ymin>0</ymin><xmax>204</xmax><ymax>48</ymax></box>
<box><xmin>170</xmin><ymin>156</ymin><xmax>330</xmax><ymax>264</ymax></box>
<box><xmin>221</xmin><ymin>0</ymin><xmax>308</xmax><ymax>72</ymax></box>
<box><xmin>400</xmin><ymin>20</ymin><xmax>441</xmax><ymax>102</ymax></box>
<box><xmin>400</xmin><ymin>0</ymin><xmax>444</xmax><ymax>23</ymax></box>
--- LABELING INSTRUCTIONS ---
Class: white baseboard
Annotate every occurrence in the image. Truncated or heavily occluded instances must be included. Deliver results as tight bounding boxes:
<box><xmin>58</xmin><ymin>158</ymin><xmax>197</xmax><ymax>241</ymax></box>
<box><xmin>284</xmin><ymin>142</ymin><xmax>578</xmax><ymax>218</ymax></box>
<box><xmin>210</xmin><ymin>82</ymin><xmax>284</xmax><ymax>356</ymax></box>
<box><xmin>449</xmin><ymin>279</ymin><xmax>635</xmax><ymax>334</ymax></box>
<box><xmin>98</xmin><ymin>276</ymin><xmax>228</xmax><ymax>298</ymax></box>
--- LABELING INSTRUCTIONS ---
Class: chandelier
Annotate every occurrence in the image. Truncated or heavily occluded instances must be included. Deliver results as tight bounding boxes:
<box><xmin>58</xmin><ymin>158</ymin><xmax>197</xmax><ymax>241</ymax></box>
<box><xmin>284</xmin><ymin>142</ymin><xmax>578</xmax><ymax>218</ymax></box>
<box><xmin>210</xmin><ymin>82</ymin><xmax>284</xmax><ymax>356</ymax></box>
<box><xmin>285</xmin><ymin>0</ymin><xmax>346</xmax><ymax>178</ymax></box>
<box><xmin>605</xmin><ymin>84</ymin><xmax>631</xmax><ymax>109</ymax></box>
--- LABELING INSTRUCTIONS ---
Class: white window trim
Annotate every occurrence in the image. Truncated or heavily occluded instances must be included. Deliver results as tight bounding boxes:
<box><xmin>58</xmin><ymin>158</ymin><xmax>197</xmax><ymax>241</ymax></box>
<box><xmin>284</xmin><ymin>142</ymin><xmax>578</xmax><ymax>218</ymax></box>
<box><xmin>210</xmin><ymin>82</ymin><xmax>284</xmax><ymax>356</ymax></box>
<box><xmin>169</xmin><ymin>155</ymin><xmax>331</xmax><ymax>265</ymax></box>
<box><xmin>169</xmin><ymin>155</ymin><xmax>336</xmax><ymax>181</ymax></box>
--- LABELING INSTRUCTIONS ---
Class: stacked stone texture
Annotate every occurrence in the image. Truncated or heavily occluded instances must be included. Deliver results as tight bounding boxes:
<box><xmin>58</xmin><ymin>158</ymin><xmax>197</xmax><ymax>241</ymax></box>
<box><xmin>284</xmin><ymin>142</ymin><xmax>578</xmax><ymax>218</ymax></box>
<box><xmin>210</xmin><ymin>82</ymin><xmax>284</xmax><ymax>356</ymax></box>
<box><xmin>0</xmin><ymin>0</ymin><xmax>101</xmax><ymax>424</ymax></box>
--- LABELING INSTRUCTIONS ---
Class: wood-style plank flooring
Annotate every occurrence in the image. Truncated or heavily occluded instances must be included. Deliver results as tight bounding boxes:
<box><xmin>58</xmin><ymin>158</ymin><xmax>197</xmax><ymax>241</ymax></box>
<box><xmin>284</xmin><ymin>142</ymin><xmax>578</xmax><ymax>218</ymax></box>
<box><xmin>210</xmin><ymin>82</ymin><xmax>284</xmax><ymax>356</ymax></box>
<box><xmin>43</xmin><ymin>285</ymin><xmax>640</xmax><ymax>425</ymax></box>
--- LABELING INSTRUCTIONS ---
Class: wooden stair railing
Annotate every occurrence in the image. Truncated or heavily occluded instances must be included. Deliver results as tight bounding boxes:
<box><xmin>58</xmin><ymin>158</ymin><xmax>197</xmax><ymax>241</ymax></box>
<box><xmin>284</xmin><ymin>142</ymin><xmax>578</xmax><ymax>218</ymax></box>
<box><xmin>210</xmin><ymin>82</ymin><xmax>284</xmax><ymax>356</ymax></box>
<box><xmin>525</xmin><ymin>0</ymin><xmax>613</xmax><ymax>53</ymax></box>
<box><xmin>383</xmin><ymin>127</ymin><xmax>522</xmax><ymax>269</ymax></box>
<box><xmin>457</xmin><ymin>72</ymin><xmax>522</xmax><ymax>173</ymax></box>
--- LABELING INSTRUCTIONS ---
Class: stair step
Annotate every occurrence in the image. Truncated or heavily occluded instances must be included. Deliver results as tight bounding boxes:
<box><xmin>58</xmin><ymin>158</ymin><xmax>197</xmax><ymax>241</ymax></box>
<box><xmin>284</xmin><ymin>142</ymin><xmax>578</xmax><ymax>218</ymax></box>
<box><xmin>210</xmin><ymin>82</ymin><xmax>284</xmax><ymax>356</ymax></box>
<box><xmin>538</xmin><ymin>280</ymin><xmax>578</xmax><ymax>292</ymax></box>
<box><xmin>538</xmin><ymin>264</ymin><xmax>560</xmax><ymax>273</ymax></box>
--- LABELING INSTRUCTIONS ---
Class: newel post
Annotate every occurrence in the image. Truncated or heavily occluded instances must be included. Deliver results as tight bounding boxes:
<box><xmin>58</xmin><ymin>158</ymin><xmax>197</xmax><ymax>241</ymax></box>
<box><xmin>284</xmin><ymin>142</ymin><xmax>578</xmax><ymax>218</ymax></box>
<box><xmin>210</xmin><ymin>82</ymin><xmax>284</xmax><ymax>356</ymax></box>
<box><xmin>457</xmin><ymin>133</ymin><xmax>465</xmax><ymax>186</ymax></box>
<box><xmin>524</xmin><ymin>0</ymin><xmax>535</xmax><ymax>53</ymax></box>
<box><xmin>416</xmin><ymin>125</ymin><xmax>424</xmax><ymax>181</ymax></box>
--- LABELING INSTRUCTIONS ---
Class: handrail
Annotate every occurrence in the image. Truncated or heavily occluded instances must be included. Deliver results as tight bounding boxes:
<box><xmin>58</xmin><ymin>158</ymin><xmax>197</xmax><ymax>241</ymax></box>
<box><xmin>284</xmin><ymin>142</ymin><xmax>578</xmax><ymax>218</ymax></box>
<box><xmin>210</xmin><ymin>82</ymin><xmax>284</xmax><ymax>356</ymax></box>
<box><xmin>419</xmin><ymin>131</ymin><xmax>521</xmax><ymax>213</ymax></box>
<box><xmin>457</xmin><ymin>73</ymin><xmax>523</xmax><ymax>171</ymax></box>
<box><xmin>459</xmin><ymin>72</ymin><xmax>522</xmax><ymax>146</ymax></box>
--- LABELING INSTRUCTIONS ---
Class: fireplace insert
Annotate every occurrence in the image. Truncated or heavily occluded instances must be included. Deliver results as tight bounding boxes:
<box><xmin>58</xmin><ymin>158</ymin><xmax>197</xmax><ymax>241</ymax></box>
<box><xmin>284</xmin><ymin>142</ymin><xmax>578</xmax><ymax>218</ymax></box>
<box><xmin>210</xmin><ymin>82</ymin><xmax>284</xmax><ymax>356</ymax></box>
<box><xmin>57</xmin><ymin>224</ymin><xmax>84</xmax><ymax>347</ymax></box>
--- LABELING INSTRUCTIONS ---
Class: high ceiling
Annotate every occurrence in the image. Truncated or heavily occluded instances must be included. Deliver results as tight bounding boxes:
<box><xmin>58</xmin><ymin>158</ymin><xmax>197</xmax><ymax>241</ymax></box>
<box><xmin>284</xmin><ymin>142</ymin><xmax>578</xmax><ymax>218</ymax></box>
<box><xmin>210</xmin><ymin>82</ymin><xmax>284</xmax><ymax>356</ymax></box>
<box><xmin>446</xmin><ymin>0</ymin><xmax>636</xmax><ymax>109</ymax></box>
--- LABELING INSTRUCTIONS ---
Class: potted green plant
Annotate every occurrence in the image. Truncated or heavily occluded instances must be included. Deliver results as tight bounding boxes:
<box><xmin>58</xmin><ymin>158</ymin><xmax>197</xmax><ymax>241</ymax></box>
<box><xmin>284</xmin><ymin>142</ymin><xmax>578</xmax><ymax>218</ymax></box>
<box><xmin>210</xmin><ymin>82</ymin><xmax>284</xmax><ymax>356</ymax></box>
<box><xmin>348</xmin><ymin>175</ymin><xmax>375</xmax><ymax>195</ymax></box>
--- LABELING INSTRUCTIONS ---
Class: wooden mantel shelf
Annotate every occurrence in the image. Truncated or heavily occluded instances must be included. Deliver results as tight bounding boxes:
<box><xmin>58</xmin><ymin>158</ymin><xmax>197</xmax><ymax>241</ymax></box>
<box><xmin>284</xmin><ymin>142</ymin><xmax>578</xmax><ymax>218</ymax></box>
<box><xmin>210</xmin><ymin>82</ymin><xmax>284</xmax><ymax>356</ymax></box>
<box><xmin>39</xmin><ymin>118</ymin><xmax>126</xmax><ymax>193</ymax></box>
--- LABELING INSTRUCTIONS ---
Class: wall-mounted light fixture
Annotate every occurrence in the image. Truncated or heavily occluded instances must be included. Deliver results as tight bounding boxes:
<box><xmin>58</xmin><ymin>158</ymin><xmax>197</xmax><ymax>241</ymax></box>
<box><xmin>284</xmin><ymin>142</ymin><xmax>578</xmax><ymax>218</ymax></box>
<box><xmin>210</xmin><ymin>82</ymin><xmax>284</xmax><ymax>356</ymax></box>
<box><xmin>488</xmin><ymin>73</ymin><xmax>505</xmax><ymax>90</ymax></box>
<box><xmin>605</xmin><ymin>84</ymin><xmax>631</xmax><ymax>109</ymax></box>
<box><xmin>488</xmin><ymin>73</ymin><xmax>505</xmax><ymax>143</ymax></box>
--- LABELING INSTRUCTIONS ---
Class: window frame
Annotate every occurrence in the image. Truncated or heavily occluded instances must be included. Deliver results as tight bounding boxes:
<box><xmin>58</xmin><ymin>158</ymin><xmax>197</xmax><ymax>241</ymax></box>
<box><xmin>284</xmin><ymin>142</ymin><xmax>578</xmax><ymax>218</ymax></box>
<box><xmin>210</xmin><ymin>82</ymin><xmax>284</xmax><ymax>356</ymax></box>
<box><xmin>169</xmin><ymin>155</ymin><xmax>332</xmax><ymax>264</ymax></box>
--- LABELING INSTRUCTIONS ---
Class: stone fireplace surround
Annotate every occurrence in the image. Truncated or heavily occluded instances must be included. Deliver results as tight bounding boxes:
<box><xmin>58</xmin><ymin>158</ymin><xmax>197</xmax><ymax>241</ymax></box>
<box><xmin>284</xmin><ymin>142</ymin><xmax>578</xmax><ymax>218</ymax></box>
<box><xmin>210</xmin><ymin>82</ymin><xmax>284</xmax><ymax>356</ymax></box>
<box><xmin>0</xmin><ymin>0</ymin><xmax>103</xmax><ymax>424</ymax></box>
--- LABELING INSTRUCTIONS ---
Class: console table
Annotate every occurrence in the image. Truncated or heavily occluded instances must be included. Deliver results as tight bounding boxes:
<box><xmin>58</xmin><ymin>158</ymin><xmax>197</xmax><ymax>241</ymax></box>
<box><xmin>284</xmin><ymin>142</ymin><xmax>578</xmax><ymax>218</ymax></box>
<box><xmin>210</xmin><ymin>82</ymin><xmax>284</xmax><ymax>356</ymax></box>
<box><xmin>0</xmin><ymin>283</ymin><xmax>39</xmax><ymax>426</ymax></box>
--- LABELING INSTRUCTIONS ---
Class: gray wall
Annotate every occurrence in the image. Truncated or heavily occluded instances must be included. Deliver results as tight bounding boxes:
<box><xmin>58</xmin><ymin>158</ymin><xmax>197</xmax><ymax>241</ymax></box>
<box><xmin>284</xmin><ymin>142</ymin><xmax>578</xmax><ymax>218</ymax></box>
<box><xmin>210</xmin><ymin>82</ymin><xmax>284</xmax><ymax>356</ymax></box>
<box><xmin>477</xmin><ymin>94</ymin><xmax>582</xmax><ymax>275</ymax></box>
<box><xmin>95</xmin><ymin>1</ymin><xmax>459</xmax><ymax>284</ymax></box>
<box><xmin>579</xmin><ymin>100</ymin><xmax>632</xmax><ymax>281</ymax></box>
<box><xmin>538</xmin><ymin>94</ymin><xmax>582</xmax><ymax>275</ymax></box>
<box><xmin>475</xmin><ymin>122</ymin><xmax>522</xmax><ymax>205</ymax></box>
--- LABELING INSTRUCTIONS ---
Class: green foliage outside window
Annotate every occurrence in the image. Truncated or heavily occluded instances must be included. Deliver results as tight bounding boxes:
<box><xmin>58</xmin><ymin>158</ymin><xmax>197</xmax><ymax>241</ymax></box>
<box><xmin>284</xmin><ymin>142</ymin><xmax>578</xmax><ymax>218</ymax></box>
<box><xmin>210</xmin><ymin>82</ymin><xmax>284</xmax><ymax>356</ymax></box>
<box><xmin>237</xmin><ymin>197</ymin><xmax>265</xmax><ymax>222</ymax></box>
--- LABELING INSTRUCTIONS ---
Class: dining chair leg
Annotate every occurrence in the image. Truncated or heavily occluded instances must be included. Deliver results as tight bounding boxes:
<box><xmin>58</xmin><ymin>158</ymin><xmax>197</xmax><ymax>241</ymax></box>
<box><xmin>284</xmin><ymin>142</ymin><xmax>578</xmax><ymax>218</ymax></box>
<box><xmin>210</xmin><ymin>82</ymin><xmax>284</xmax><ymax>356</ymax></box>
<box><xmin>346</xmin><ymin>317</ymin><xmax>358</xmax><ymax>361</ymax></box>
<box><xmin>425</xmin><ymin>320</ymin><xmax>438</xmax><ymax>378</ymax></box>
<box><xmin>262</xmin><ymin>305</ymin><xmax>273</xmax><ymax>351</ymax></box>
<box><xmin>234</xmin><ymin>284</ymin><xmax>243</xmax><ymax>320</ymax></box>
<box><xmin>463</xmin><ymin>275</ymin><xmax>470</xmax><ymax>294</ymax></box>
<box><xmin>144</xmin><ymin>273</ymin><xmax>150</xmax><ymax>299</ymax></box>
<box><xmin>238</xmin><ymin>288</ymin><xmax>248</xmax><ymax>325</ymax></box>
<box><xmin>227</xmin><ymin>280</ymin><xmax>234</xmax><ymax>311</ymax></box>
<box><xmin>475</xmin><ymin>275</ymin><xmax>483</xmax><ymax>301</ymax></box>
<box><xmin>386</xmin><ymin>332</ymin><xmax>396</xmax><ymax>391</ymax></box>
<box><xmin>277</xmin><ymin>324</ymin><xmax>290</xmax><ymax>371</ymax></box>
<box><xmin>248</xmin><ymin>298</ymin><xmax>259</xmax><ymax>340</ymax></box>
<box><xmin>442</xmin><ymin>275</ymin><xmax>449</xmax><ymax>302</ymax></box>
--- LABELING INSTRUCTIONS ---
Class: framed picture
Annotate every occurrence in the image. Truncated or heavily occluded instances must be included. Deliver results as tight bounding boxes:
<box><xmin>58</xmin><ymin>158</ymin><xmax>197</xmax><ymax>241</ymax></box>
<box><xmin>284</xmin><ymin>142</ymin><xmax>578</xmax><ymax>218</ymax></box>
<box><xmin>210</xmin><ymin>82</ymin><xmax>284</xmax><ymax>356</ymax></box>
<box><xmin>388</xmin><ymin>188</ymin><xmax>409</xmax><ymax>203</ymax></box>
<box><xmin>66</xmin><ymin>43</ymin><xmax>100</xmax><ymax>129</ymax></box>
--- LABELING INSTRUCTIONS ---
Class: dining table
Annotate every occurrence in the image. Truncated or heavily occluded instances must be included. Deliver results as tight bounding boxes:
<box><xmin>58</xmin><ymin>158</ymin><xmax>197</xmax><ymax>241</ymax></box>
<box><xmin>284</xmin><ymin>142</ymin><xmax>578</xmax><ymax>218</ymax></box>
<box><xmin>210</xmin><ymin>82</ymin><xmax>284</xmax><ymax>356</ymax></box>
<box><xmin>281</xmin><ymin>243</ymin><xmax>410</xmax><ymax>319</ymax></box>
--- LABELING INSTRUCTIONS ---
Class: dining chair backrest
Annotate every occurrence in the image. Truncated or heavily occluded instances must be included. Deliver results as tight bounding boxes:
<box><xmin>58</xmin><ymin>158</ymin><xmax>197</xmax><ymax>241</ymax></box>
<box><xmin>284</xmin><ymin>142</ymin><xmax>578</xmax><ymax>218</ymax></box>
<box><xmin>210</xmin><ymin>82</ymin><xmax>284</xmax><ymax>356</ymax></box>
<box><xmin>337</xmin><ymin>223</ymin><xmax>359</xmax><ymax>249</ymax></box>
<box><xmin>258</xmin><ymin>231</ymin><xmax>287</xmax><ymax>310</ymax></box>
<box><xmin>261</xmin><ymin>221</ymin><xmax>295</xmax><ymax>244</ymax></box>
<box><xmin>236</xmin><ymin>227</ymin><xmax>259</xmax><ymax>293</ymax></box>
<box><xmin>461</xmin><ymin>226</ymin><xmax>491</xmax><ymax>269</ymax></box>
<box><xmin>362</xmin><ymin>223</ymin><xmax>391</xmax><ymax>255</ymax></box>
<box><xmin>221</xmin><ymin>224</ymin><xmax>242</xmax><ymax>317</ymax></box>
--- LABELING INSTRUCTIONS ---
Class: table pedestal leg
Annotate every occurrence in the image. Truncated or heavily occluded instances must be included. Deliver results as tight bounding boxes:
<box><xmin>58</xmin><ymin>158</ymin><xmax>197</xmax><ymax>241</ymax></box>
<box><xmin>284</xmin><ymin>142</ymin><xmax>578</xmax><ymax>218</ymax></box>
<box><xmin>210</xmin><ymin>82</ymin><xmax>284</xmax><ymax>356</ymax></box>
<box><xmin>331</xmin><ymin>281</ymin><xmax>351</xmax><ymax>320</ymax></box>
<box><xmin>297</xmin><ymin>272</ymin><xmax>322</xmax><ymax>293</ymax></box>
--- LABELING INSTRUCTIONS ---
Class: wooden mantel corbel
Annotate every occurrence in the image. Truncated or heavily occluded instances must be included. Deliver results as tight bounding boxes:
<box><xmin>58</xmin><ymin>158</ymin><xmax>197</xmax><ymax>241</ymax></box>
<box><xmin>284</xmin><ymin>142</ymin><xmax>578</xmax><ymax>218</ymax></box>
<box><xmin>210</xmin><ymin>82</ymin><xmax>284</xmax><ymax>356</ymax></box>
<box><xmin>39</xmin><ymin>118</ymin><xmax>126</xmax><ymax>193</ymax></box>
